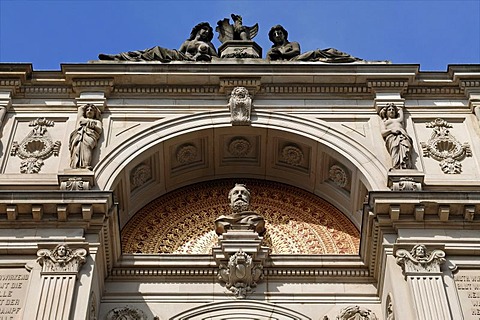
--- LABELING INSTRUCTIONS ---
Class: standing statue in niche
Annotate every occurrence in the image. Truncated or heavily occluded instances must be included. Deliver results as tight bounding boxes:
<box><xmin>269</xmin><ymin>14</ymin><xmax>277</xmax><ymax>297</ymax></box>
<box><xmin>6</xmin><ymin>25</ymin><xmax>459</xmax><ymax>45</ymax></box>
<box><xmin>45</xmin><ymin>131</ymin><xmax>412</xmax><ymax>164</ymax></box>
<box><xmin>216</xmin><ymin>14</ymin><xmax>259</xmax><ymax>43</ymax></box>
<box><xmin>69</xmin><ymin>104</ymin><xmax>103</xmax><ymax>170</ymax></box>
<box><xmin>267</xmin><ymin>24</ymin><xmax>364</xmax><ymax>63</ymax></box>
<box><xmin>98</xmin><ymin>22</ymin><xmax>217</xmax><ymax>62</ymax></box>
<box><xmin>215</xmin><ymin>184</ymin><xmax>266</xmax><ymax>236</ymax></box>
<box><xmin>379</xmin><ymin>103</ymin><xmax>413</xmax><ymax>169</ymax></box>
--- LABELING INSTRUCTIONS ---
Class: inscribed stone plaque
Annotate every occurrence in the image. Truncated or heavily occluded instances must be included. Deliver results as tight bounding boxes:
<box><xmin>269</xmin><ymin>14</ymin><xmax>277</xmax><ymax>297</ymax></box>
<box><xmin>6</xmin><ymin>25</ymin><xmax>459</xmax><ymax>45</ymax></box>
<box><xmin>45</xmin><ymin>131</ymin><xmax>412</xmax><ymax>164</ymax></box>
<box><xmin>455</xmin><ymin>270</ymin><xmax>480</xmax><ymax>319</ymax></box>
<box><xmin>0</xmin><ymin>269</ymin><xmax>30</xmax><ymax>320</ymax></box>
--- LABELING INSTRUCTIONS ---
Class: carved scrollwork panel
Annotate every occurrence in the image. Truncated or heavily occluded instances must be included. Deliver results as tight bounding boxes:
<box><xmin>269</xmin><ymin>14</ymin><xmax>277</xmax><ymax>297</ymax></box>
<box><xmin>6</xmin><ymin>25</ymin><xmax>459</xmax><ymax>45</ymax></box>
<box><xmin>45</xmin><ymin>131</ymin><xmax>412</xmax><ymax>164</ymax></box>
<box><xmin>11</xmin><ymin>118</ymin><xmax>61</xmax><ymax>173</ymax></box>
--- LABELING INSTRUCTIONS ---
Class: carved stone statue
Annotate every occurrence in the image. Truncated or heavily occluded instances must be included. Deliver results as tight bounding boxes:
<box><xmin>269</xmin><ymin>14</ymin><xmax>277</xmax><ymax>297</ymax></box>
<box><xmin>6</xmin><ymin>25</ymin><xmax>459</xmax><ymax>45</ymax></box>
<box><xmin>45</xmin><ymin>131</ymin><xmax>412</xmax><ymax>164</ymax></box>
<box><xmin>218</xmin><ymin>249</ymin><xmax>263</xmax><ymax>299</ymax></box>
<box><xmin>215</xmin><ymin>184</ymin><xmax>266</xmax><ymax>236</ymax></box>
<box><xmin>69</xmin><ymin>104</ymin><xmax>103</xmax><ymax>170</ymax></box>
<box><xmin>216</xmin><ymin>14</ymin><xmax>259</xmax><ymax>43</ymax></box>
<box><xmin>98</xmin><ymin>22</ymin><xmax>218</xmax><ymax>62</ymax></box>
<box><xmin>379</xmin><ymin>103</ymin><xmax>413</xmax><ymax>169</ymax></box>
<box><xmin>267</xmin><ymin>24</ymin><xmax>364</xmax><ymax>63</ymax></box>
<box><xmin>266</xmin><ymin>25</ymin><xmax>301</xmax><ymax>61</ymax></box>
<box><xmin>229</xmin><ymin>87</ymin><xmax>252</xmax><ymax>125</ymax></box>
<box><xmin>396</xmin><ymin>244</ymin><xmax>446</xmax><ymax>274</ymax></box>
<box><xmin>335</xmin><ymin>305</ymin><xmax>378</xmax><ymax>320</ymax></box>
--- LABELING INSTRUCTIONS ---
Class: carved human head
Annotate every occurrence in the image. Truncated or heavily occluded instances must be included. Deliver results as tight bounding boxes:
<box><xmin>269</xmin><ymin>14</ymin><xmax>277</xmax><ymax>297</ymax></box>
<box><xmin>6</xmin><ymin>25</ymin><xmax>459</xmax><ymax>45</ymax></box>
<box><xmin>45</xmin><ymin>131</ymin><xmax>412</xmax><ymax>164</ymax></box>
<box><xmin>269</xmin><ymin>25</ymin><xmax>289</xmax><ymax>44</ymax></box>
<box><xmin>412</xmin><ymin>244</ymin><xmax>427</xmax><ymax>258</ymax></box>
<box><xmin>380</xmin><ymin>103</ymin><xmax>398</xmax><ymax>120</ymax></box>
<box><xmin>83</xmin><ymin>104</ymin><xmax>101</xmax><ymax>120</ymax></box>
<box><xmin>228</xmin><ymin>184</ymin><xmax>251</xmax><ymax>212</ymax></box>
<box><xmin>231</xmin><ymin>86</ymin><xmax>249</xmax><ymax>99</ymax></box>
<box><xmin>189</xmin><ymin>22</ymin><xmax>214</xmax><ymax>42</ymax></box>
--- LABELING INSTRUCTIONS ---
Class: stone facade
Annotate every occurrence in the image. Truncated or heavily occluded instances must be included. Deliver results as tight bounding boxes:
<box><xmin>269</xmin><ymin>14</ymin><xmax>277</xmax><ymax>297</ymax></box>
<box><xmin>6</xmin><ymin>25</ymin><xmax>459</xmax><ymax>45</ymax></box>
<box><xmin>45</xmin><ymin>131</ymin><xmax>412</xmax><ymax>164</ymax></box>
<box><xmin>0</xmin><ymin>61</ymin><xmax>479</xmax><ymax>320</ymax></box>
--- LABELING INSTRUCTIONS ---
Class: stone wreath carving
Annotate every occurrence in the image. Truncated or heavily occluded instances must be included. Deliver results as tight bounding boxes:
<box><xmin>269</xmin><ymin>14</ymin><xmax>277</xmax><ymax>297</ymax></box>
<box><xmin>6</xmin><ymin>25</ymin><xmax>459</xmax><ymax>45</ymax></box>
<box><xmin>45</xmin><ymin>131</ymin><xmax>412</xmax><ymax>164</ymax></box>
<box><xmin>229</xmin><ymin>87</ymin><xmax>252</xmax><ymax>125</ymax></box>
<box><xmin>420</xmin><ymin>118</ymin><xmax>471</xmax><ymax>174</ymax></box>
<box><xmin>218</xmin><ymin>249</ymin><xmax>263</xmax><ymax>299</ymax></box>
<box><xmin>105</xmin><ymin>307</ymin><xmax>147</xmax><ymax>320</ymax></box>
<box><xmin>328</xmin><ymin>164</ymin><xmax>348</xmax><ymax>188</ymax></box>
<box><xmin>335</xmin><ymin>305</ymin><xmax>378</xmax><ymax>320</ymax></box>
<box><xmin>228</xmin><ymin>137</ymin><xmax>252</xmax><ymax>157</ymax></box>
<box><xmin>176</xmin><ymin>143</ymin><xmax>198</xmax><ymax>165</ymax></box>
<box><xmin>395</xmin><ymin>244</ymin><xmax>446</xmax><ymax>274</ymax></box>
<box><xmin>130</xmin><ymin>163</ymin><xmax>152</xmax><ymax>190</ymax></box>
<box><xmin>11</xmin><ymin>118</ymin><xmax>61</xmax><ymax>173</ymax></box>
<box><xmin>281</xmin><ymin>144</ymin><xmax>304</xmax><ymax>166</ymax></box>
<box><xmin>36</xmin><ymin>244</ymin><xmax>87</xmax><ymax>273</ymax></box>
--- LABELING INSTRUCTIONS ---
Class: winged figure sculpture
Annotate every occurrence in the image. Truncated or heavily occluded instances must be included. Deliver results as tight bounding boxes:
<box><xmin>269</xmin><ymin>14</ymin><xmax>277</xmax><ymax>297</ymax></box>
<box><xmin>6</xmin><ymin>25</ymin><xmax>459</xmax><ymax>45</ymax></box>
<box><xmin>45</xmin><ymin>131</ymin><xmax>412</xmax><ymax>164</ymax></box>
<box><xmin>216</xmin><ymin>14</ymin><xmax>259</xmax><ymax>43</ymax></box>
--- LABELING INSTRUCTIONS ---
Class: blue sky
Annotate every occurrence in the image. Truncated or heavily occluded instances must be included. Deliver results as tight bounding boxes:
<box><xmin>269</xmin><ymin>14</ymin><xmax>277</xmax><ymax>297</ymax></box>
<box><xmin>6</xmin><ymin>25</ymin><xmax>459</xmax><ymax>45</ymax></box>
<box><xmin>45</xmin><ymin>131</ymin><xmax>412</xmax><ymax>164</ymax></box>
<box><xmin>0</xmin><ymin>0</ymin><xmax>479</xmax><ymax>71</ymax></box>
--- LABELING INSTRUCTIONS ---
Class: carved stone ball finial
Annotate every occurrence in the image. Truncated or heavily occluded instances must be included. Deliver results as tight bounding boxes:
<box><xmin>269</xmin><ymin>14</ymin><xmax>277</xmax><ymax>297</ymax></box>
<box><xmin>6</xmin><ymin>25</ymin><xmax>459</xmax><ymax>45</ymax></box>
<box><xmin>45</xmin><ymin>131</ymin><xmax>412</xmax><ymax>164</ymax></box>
<box><xmin>215</xmin><ymin>184</ymin><xmax>266</xmax><ymax>236</ymax></box>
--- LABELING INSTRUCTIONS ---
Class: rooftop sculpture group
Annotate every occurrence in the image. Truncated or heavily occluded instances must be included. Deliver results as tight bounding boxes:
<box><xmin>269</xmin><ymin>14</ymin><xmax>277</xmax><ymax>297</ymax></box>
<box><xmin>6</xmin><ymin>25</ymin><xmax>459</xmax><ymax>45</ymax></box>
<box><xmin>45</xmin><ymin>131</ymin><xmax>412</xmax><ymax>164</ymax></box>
<box><xmin>98</xmin><ymin>15</ymin><xmax>372</xmax><ymax>63</ymax></box>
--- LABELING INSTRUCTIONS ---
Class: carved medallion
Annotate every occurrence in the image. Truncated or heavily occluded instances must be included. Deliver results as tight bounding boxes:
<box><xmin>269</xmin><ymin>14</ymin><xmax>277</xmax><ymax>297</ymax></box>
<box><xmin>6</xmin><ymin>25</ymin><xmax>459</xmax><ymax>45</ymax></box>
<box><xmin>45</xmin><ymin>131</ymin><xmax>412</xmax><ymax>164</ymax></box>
<box><xmin>420</xmin><ymin>118</ymin><xmax>472</xmax><ymax>174</ymax></box>
<box><xmin>281</xmin><ymin>144</ymin><xmax>304</xmax><ymax>166</ymax></box>
<box><xmin>228</xmin><ymin>137</ymin><xmax>252</xmax><ymax>157</ymax></box>
<box><xmin>11</xmin><ymin>118</ymin><xmax>61</xmax><ymax>173</ymax></box>
<box><xmin>176</xmin><ymin>143</ymin><xmax>198</xmax><ymax>164</ymax></box>
<box><xmin>130</xmin><ymin>163</ymin><xmax>152</xmax><ymax>190</ymax></box>
<box><xmin>328</xmin><ymin>164</ymin><xmax>348</xmax><ymax>188</ymax></box>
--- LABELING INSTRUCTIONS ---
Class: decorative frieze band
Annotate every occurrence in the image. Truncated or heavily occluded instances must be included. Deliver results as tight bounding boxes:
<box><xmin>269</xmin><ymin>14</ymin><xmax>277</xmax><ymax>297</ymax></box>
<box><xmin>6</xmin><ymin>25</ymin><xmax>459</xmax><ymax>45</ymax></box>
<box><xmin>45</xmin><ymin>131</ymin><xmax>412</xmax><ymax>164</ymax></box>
<box><xmin>264</xmin><ymin>85</ymin><xmax>370</xmax><ymax>94</ymax></box>
<box><xmin>114</xmin><ymin>86</ymin><xmax>218</xmax><ymax>94</ymax></box>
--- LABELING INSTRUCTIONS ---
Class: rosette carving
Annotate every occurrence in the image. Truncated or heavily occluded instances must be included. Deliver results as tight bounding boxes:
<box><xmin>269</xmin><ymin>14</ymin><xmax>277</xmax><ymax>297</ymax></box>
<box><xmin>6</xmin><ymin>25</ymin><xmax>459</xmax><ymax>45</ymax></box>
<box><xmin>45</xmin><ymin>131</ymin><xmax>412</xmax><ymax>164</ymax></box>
<box><xmin>328</xmin><ymin>164</ymin><xmax>348</xmax><ymax>188</ymax></box>
<box><xmin>176</xmin><ymin>143</ymin><xmax>198</xmax><ymax>165</ymax></box>
<box><xmin>228</xmin><ymin>137</ymin><xmax>252</xmax><ymax>157</ymax></box>
<box><xmin>130</xmin><ymin>163</ymin><xmax>152</xmax><ymax>190</ymax></box>
<box><xmin>281</xmin><ymin>145</ymin><xmax>303</xmax><ymax>166</ymax></box>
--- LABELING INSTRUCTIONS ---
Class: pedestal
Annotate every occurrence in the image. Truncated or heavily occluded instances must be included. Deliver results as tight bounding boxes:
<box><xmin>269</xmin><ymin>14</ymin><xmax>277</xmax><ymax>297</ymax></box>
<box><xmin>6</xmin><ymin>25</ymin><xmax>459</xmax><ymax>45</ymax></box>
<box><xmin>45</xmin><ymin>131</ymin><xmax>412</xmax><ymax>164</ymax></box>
<box><xmin>218</xmin><ymin>41</ymin><xmax>262</xmax><ymax>59</ymax></box>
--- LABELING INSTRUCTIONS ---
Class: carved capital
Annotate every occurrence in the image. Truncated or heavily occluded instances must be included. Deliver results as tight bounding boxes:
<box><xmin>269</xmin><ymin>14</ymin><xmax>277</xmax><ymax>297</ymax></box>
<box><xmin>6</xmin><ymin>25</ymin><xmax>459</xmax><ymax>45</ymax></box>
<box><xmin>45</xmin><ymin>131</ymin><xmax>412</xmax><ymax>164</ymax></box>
<box><xmin>37</xmin><ymin>244</ymin><xmax>87</xmax><ymax>274</ymax></box>
<box><xmin>395</xmin><ymin>244</ymin><xmax>445</xmax><ymax>275</ymax></box>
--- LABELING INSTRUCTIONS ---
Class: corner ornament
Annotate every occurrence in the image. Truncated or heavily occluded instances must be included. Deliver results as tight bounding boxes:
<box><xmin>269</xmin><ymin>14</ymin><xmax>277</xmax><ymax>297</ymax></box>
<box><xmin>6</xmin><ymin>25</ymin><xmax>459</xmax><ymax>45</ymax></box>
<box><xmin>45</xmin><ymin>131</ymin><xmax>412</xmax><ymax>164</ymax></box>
<box><xmin>420</xmin><ymin>118</ymin><xmax>471</xmax><ymax>174</ymax></box>
<box><xmin>37</xmin><ymin>244</ymin><xmax>87</xmax><ymax>273</ymax></box>
<box><xmin>395</xmin><ymin>244</ymin><xmax>445</xmax><ymax>275</ymax></box>
<box><xmin>218</xmin><ymin>249</ymin><xmax>263</xmax><ymax>299</ymax></box>
<box><xmin>229</xmin><ymin>87</ymin><xmax>252</xmax><ymax>125</ymax></box>
<box><xmin>11</xmin><ymin>118</ymin><xmax>61</xmax><ymax>173</ymax></box>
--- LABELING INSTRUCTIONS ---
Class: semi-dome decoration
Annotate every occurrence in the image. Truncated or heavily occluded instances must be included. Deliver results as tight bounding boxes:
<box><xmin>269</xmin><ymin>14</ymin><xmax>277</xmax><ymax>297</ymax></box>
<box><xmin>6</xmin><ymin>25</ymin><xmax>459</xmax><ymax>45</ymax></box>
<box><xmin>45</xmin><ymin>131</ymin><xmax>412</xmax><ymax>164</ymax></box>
<box><xmin>121</xmin><ymin>179</ymin><xmax>359</xmax><ymax>254</ymax></box>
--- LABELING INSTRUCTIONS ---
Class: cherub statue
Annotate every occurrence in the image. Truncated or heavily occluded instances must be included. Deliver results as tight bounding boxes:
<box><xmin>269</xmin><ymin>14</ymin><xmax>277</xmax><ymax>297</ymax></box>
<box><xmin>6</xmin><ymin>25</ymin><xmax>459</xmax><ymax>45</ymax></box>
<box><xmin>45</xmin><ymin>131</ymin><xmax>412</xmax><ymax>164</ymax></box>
<box><xmin>216</xmin><ymin>14</ymin><xmax>259</xmax><ymax>43</ymax></box>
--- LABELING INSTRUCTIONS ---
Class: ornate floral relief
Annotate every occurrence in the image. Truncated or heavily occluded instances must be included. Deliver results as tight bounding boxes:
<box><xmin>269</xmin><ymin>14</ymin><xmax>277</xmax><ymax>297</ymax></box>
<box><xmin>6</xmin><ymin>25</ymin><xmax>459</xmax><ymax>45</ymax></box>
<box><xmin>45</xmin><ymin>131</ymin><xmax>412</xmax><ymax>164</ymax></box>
<box><xmin>386</xmin><ymin>294</ymin><xmax>395</xmax><ymax>320</ymax></box>
<box><xmin>121</xmin><ymin>179</ymin><xmax>359</xmax><ymax>255</ymax></box>
<box><xmin>36</xmin><ymin>244</ymin><xmax>87</xmax><ymax>273</ymax></box>
<box><xmin>229</xmin><ymin>86</ymin><xmax>252</xmax><ymax>125</ymax></box>
<box><xmin>328</xmin><ymin>164</ymin><xmax>348</xmax><ymax>188</ymax></box>
<box><xmin>335</xmin><ymin>305</ymin><xmax>378</xmax><ymax>320</ymax></box>
<box><xmin>420</xmin><ymin>118</ymin><xmax>472</xmax><ymax>174</ymax></box>
<box><xmin>130</xmin><ymin>163</ymin><xmax>152</xmax><ymax>190</ymax></box>
<box><xmin>218</xmin><ymin>249</ymin><xmax>263</xmax><ymax>299</ymax></box>
<box><xmin>396</xmin><ymin>244</ymin><xmax>446</xmax><ymax>275</ymax></box>
<box><xmin>176</xmin><ymin>143</ymin><xmax>198</xmax><ymax>165</ymax></box>
<box><xmin>11</xmin><ymin>118</ymin><xmax>61</xmax><ymax>173</ymax></box>
<box><xmin>105</xmin><ymin>307</ymin><xmax>147</xmax><ymax>320</ymax></box>
<box><xmin>228</xmin><ymin>137</ymin><xmax>252</xmax><ymax>157</ymax></box>
<box><xmin>281</xmin><ymin>144</ymin><xmax>304</xmax><ymax>166</ymax></box>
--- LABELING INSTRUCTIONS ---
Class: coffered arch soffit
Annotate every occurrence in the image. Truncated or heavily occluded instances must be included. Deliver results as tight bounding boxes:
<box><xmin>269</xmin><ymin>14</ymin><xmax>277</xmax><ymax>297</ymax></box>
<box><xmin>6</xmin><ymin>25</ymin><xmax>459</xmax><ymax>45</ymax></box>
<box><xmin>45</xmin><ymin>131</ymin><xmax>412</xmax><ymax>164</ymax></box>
<box><xmin>95</xmin><ymin>111</ymin><xmax>388</xmax><ymax>229</ymax></box>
